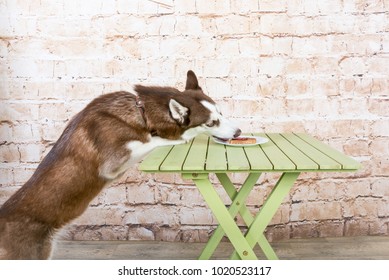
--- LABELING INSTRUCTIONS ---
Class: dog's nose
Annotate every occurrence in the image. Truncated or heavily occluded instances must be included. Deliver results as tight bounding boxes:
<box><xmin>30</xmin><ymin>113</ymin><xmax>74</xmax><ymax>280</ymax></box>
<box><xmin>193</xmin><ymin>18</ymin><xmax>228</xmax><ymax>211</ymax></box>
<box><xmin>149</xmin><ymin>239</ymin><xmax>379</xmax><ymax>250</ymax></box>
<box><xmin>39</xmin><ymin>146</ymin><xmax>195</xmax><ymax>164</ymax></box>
<box><xmin>234</xmin><ymin>129</ymin><xmax>242</xmax><ymax>138</ymax></box>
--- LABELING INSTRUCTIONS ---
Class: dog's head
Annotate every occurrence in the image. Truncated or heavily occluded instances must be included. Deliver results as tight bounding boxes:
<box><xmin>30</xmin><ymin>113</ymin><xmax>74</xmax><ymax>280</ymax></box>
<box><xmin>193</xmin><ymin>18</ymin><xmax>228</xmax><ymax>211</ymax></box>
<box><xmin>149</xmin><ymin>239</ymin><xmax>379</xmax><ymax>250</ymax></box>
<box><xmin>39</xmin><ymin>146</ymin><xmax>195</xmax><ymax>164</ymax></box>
<box><xmin>169</xmin><ymin>70</ymin><xmax>241</xmax><ymax>141</ymax></box>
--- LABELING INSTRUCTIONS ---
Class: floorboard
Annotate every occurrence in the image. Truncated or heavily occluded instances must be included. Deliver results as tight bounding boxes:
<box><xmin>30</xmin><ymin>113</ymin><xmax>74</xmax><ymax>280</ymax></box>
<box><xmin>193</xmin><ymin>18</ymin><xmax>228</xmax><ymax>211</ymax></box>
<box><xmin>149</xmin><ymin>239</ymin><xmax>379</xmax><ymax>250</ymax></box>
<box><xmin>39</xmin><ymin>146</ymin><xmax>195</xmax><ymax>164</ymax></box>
<box><xmin>51</xmin><ymin>236</ymin><xmax>389</xmax><ymax>260</ymax></box>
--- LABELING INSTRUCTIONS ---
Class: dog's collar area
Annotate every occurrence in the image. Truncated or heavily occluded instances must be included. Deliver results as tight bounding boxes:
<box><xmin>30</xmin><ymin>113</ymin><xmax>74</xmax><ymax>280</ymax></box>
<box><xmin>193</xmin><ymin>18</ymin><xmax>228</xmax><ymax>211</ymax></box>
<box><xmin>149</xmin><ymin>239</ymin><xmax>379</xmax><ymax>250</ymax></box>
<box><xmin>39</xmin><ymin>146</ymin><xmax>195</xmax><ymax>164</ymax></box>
<box><xmin>135</xmin><ymin>96</ymin><xmax>158</xmax><ymax>137</ymax></box>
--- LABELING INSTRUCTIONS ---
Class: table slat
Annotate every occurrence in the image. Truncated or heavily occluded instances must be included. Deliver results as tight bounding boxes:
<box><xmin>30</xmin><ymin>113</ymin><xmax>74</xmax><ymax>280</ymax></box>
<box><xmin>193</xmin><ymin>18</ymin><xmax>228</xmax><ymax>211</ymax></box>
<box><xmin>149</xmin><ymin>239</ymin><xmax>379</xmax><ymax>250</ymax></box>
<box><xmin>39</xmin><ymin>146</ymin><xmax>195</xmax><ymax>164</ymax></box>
<box><xmin>159</xmin><ymin>139</ymin><xmax>193</xmax><ymax>171</ymax></box>
<box><xmin>226</xmin><ymin>146</ymin><xmax>251</xmax><ymax>170</ymax></box>
<box><xmin>206</xmin><ymin>139</ymin><xmax>228</xmax><ymax>171</ymax></box>
<box><xmin>283</xmin><ymin>133</ymin><xmax>342</xmax><ymax>170</ymax></box>
<box><xmin>243</xmin><ymin>133</ymin><xmax>273</xmax><ymax>170</ymax></box>
<box><xmin>266</xmin><ymin>133</ymin><xmax>319</xmax><ymax>170</ymax></box>
<box><xmin>295</xmin><ymin>133</ymin><xmax>361</xmax><ymax>170</ymax></box>
<box><xmin>256</xmin><ymin>133</ymin><xmax>296</xmax><ymax>170</ymax></box>
<box><xmin>182</xmin><ymin>134</ymin><xmax>208</xmax><ymax>171</ymax></box>
<box><xmin>139</xmin><ymin>146</ymin><xmax>173</xmax><ymax>172</ymax></box>
<box><xmin>243</xmin><ymin>145</ymin><xmax>274</xmax><ymax>170</ymax></box>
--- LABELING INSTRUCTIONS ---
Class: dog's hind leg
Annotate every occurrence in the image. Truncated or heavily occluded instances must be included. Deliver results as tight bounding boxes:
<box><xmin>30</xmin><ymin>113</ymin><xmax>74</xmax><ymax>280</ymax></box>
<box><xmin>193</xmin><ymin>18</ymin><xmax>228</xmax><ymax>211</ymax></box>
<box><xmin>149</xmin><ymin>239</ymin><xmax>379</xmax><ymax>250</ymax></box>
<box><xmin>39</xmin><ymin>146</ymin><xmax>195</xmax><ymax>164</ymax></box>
<box><xmin>1</xmin><ymin>220</ymin><xmax>54</xmax><ymax>260</ymax></box>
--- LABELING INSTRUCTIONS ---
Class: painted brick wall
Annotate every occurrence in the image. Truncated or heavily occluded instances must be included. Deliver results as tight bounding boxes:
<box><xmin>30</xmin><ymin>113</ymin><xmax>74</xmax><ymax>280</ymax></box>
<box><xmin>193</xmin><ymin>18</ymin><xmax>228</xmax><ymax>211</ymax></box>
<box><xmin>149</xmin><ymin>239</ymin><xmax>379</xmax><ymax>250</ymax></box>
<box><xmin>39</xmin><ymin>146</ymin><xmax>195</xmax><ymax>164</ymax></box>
<box><xmin>0</xmin><ymin>0</ymin><xmax>388</xmax><ymax>242</ymax></box>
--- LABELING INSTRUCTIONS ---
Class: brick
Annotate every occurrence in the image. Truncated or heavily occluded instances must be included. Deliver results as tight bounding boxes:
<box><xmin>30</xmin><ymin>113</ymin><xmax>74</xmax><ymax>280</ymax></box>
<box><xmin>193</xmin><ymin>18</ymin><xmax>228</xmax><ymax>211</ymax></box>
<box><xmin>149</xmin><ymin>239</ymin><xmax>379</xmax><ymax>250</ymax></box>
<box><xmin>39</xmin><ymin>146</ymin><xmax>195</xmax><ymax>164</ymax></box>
<box><xmin>196</xmin><ymin>0</ymin><xmax>231</xmax><ymax>15</ymax></box>
<box><xmin>377</xmin><ymin>200</ymin><xmax>389</xmax><ymax>218</ymax></box>
<box><xmin>154</xmin><ymin>227</ymin><xmax>181</xmax><ymax>242</ymax></box>
<box><xmin>9</xmin><ymin>59</ymin><xmax>54</xmax><ymax>78</ymax></box>
<box><xmin>214</xmin><ymin>15</ymin><xmax>252</xmax><ymax>35</ymax></box>
<box><xmin>359</xmin><ymin>13</ymin><xmax>387</xmax><ymax>34</ymax></box>
<box><xmin>204</xmin><ymin>78</ymin><xmax>231</xmax><ymax>98</ymax></box>
<box><xmin>291</xmin><ymin>222</ymin><xmax>321</xmax><ymax>238</ymax></box>
<box><xmin>343</xmin><ymin>139</ymin><xmax>369</xmax><ymax>156</ymax></box>
<box><xmin>128</xmin><ymin>226</ymin><xmax>155</xmax><ymax>241</ymax></box>
<box><xmin>343</xmin><ymin>198</ymin><xmax>379</xmax><ymax>218</ymax></box>
<box><xmin>291</xmin><ymin>185</ymin><xmax>317</xmax><ymax>202</ymax></box>
<box><xmin>0</xmin><ymin>123</ymin><xmax>12</xmax><ymax>143</ymax></box>
<box><xmin>77</xmin><ymin>206</ymin><xmax>125</xmax><ymax>226</ymax></box>
<box><xmin>259</xmin><ymin>57</ymin><xmax>285</xmax><ymax>76</ymax></box>
<box><xmin>270</xmin><ymin>204</ymin><xmax>290</xmax><ymax>225</ymax></box>
<box><xmin>344</xmin><ymin>219</ymin><xmax>369</xmax><ymax>236</ymax></box>
<box><xmin>314</xmin><ymin>180</ymin><xmax>346</xmax><ymax>201</ymax></box>
<box><xmin>329</xmin><ymin>14</ymin><xmax>359</xmax><ymax>34</ymax></box>
<box><xmin>265</xmin><ymin>225</ymin><xmax>290</xmax><ymax>242</ymax></box>
<box><xmin>230</xmin><ymin>0</ymin><xmax>259</xmax><ymax>13</ymax></box>
<box><xmin>1</xmin><ymin>16</ymin><xmax>38</xmax><ymax>37</ymax></box>
<box><xmin>174</xmin><ymin>0</ymin><xmax>196</xmax><ymax>14</ymax></box>
<box><xmin>156</xmin><ymin>184</ymin><xmax>181</xmax><ymax>205</ymax></box>
<box><xmin>124</xmin><ymin>205</ymin><xmax>178</xmax><ymax>226</ymax></box>
<box><xmin>260</xmin><ymin>14</ymin><xmax>294</xmax><ymax>35</ymax></box>
<box><xmin>317</xmin><ymin>221</ymin><xmax>344</xmax><ymax>237</ymax></box>
<box><xmin>0</xmin><ymin>144</ymin><xmax>19</xmax><ymax>163</ymax></box>
<box><xmin>116</xmin><ymin>0</ymin><xmax>140</xmax><ymax>14</ymax></box>
<box><xmin>373</xmin><ymin>158</ymin><xmax>389</xmax><ymax>176</ymax></box>
<box><xmin>12</xmin><ymin>166</ymin><xmax>36</xmax><ymax>185</ymax></box>
<box><xmin>345</xmin><ymin>179</ymin><xmax>372</xmax><ymax>198</ymax></box>
<box><xmin>68</xmin><ymin>225</ymin><xmax>129</xmax><ymax>241</ymax></box>
<box><xmin>369</xmin><ymin>219</ymin><xmax>389</xmax><ymax>235</ymax></box>
<box><xmin>367</xmin><ymin>57</ymin><xmax>389</xmax><ymax>75</ymax></box>
<box><xmin>311</xmin><ymin>78</ymin><xmax>340</xmax><ymax>97</ymax></box>
<box><xmin>286</xmin><ymin>99</ymin><xmax>314</xmax><ymax>116</ymax></box>
<box><xmin>259</xmin><ymin>0</ymin><xmax>287</xmax><ymax>12</ymax></box>
<box><xmin>291</xmin><ymin>37</ymin><xmax>327</xmax><ymax>57</ymax></box>
<box><xmin>180</xmin><ymin>207</ymin><xmax>216</xmax><ymax>225</ymax></box>
<box><xmin>95</xmin><ymin>185</ymin><xmax>127</xmax><ymax>206</ymax></box>
<box><xmin>0</xmin><ymin>186</ymin><xmax>19</xmax><ymax>204</ymax></box>
<box><xmin>371</xmin><ymin>120</ymin><xmax>389</xmax><ymax>137</ymax></box>
<box><xmin>18</xmin><ymin>143</ymin><xmax>44</xmax><ymax>162</ymax></box>
<box><xmin>173</xmin><ymin>16</ymin><xmax>203</xmax><ymax>36</ymax></box>
<box><xmin>44</xmin><ymin>39</ymin><xmax>103</xmax><ymax>59</ymax></box>
<box><xmin>181</xmin><ymin>228</ymin><xmax>210</xmax><ymax>242</ymax></box>
<box><xmin>291</xmin><ymin>201</ymin><xmax>342</xmax><ymax>221</ymax></box>
<box><xmin>39</xmin><ymin>103</ymin><xmax>67</xmax><ymax>122</ymax></box>
<box><xmin>36</xmin><ymin>17</ymin><xmax>102</xmax><ymax>37</ymax></box>
<box><xmin>372</xmin><ymin>178</ymin><xmax>389</xmax><ymax>197</ymax></box>
<box><xmin>339</xmin><ymin>57</ymin><xmax>367</xmax><ymax>76</ymax></box>
<box><xmin>284</xmin><ymin>78</ymin><xmax>310</xmax><ymax>97</ymax></box>
<box><xmin>203</xmin><ymin>59</ymin><xmax>231</xmax><ymax>77</ymax></box>
<box><xmin>54</xmin><ymin>59</ymin><xmax>103</xmax><ymax>79</ymax></box>
<box><xmin>245</xmin><ymin>185</ymin><xmax>269</xmax><ymax>206</ymax></box>
<box><xmin>180</xmin><ymin>187</ymin><xmax>205</xmax><ymax>206</ymax></box>
<box><xmin>215</xmin><ymin>38</ymin><xmax>240</xmax><ymax>57</ymax></box>
<box><xmin>126</xmin><ymin>183</ymin><xmax>156</xmax><ymax>205</ymax></box>
<box><xmin>285</xmin><ymin>58</ymin><xmax>313</xmax><ymax>75</ymax></box>
<box><xmin>369</xmin><ymin>98</ymin><xmax>389</xmax><ymax>117</ymax></box>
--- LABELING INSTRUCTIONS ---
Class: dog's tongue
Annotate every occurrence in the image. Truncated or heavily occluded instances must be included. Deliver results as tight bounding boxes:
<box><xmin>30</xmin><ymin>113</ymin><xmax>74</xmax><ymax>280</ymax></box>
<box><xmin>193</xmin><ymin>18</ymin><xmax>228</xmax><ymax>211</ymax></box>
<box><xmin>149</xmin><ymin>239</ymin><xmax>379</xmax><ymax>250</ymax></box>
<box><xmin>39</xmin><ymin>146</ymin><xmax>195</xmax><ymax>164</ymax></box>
<box><xmin>213</xmin><ymin>136</ymin><xmax>230</xmax><ymax>142</ymax></box>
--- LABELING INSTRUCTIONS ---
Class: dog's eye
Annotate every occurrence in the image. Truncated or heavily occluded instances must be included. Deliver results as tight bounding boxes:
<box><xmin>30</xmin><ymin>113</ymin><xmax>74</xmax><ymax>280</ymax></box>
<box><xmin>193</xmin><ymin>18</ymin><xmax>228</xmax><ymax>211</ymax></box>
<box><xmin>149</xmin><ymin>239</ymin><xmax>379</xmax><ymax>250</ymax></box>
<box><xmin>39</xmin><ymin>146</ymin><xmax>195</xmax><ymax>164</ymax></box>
<box><xmin>206</xmin><ymin>120</ymin><xmax>219</xmax><ymax>127</ymax></box>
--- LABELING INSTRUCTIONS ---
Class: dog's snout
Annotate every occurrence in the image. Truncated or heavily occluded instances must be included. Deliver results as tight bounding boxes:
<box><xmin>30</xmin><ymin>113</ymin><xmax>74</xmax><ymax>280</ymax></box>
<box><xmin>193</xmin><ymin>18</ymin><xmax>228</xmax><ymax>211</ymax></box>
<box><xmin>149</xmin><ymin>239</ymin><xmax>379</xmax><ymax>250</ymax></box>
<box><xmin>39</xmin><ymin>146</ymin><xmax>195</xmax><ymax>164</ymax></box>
<box><xmin>234</xmin><ymin>129</ymin><xmax>242</xmax><ymax>138</ymax></box>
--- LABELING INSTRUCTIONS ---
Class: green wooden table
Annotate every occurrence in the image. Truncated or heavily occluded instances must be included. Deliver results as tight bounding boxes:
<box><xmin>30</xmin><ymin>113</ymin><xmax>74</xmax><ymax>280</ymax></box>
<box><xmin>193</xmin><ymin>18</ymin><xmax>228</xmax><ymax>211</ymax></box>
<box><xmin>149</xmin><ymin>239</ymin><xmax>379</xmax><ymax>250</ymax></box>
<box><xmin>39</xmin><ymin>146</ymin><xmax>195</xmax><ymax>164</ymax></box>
<box><xmin>139</xmin><ymin>133</ymin><xmax>361</xmax><ymax>260</ymax></box>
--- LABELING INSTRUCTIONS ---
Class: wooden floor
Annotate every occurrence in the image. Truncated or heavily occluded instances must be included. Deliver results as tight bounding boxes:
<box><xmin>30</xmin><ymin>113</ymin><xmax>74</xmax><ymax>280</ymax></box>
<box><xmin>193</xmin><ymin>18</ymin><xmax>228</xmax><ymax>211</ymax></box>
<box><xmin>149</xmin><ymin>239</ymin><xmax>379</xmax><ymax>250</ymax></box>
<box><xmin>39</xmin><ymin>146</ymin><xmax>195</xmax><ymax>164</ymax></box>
<box><xmin>52</xmin><ymin>236</ymin><xmax>389</xmax><ymax>260</ymax></box>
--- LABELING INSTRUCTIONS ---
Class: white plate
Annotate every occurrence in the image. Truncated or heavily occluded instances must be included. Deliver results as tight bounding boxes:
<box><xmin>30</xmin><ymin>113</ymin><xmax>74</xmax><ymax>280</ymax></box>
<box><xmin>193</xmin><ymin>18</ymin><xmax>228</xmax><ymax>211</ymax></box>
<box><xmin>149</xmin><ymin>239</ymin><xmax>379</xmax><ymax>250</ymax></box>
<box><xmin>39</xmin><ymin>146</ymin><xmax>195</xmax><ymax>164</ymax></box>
<box><xmin>212</xmin><ymin>136</ymin><xmax>269</xmax><ymax>147</ymax></box>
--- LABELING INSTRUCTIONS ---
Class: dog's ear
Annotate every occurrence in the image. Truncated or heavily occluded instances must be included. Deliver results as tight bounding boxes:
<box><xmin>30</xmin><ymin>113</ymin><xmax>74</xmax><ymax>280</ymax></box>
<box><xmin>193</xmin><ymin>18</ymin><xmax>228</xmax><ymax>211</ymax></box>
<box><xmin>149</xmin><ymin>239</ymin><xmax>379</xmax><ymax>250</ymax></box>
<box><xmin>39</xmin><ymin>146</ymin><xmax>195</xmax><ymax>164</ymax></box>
<box><xmin>185</xmin><ymin>70</ymin><xmax>201</xmax><ymax>90</ymax></box>
<box><xmin>169</xmin><ymin>99</ymin><xmax>188</xmax><ymax>124</ymax></box>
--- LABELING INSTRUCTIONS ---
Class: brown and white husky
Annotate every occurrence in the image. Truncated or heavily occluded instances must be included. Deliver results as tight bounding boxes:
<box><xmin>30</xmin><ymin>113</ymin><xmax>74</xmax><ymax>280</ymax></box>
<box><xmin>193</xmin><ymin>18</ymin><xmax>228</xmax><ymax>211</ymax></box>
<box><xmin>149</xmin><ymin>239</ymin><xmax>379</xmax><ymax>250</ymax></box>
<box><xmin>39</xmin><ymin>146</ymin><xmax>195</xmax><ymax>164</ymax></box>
<box><xmin>0</xmin><ymin>71</ymin><xmax>241</xmax><ymax>259</ymax></box>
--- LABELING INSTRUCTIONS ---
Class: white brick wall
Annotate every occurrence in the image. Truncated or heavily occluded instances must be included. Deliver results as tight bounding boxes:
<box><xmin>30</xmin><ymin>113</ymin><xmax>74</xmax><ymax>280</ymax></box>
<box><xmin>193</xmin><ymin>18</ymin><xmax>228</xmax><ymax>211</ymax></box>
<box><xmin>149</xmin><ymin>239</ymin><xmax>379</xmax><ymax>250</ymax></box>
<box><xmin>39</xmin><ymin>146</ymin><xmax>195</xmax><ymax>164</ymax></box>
<box><xmin>1</xmin><ymin>0</ymin><xmax>388</xmax><ymax>241</ymax></box>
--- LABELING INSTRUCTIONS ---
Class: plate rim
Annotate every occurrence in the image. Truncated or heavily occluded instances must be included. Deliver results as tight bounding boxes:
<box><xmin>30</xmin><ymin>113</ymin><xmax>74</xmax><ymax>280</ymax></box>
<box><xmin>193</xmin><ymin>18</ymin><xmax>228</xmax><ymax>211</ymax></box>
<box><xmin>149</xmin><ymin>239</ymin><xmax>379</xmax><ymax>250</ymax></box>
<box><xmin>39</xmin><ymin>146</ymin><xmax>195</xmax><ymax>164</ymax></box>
<box><xmin>212</xmin><ymin>135</ymin><xmax>269</xmax><ymax>147</ymax></box>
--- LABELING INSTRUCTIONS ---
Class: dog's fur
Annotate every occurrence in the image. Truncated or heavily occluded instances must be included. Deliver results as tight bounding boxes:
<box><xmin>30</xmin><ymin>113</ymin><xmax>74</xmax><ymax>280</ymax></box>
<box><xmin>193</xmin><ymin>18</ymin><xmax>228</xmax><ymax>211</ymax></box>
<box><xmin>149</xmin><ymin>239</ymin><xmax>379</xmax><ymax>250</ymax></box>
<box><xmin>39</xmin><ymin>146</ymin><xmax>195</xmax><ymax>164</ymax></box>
<box><xmin>0</xmin><ymin>71</ymin><xmax>240</xmax><ymax>259</ymax></box>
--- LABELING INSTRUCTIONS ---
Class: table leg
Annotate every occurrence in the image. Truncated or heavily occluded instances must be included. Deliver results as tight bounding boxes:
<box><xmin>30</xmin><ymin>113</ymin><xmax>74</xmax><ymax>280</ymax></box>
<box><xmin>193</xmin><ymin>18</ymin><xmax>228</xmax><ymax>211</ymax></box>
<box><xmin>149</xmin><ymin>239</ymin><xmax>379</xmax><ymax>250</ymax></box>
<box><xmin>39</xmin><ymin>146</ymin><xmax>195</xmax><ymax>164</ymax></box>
<box><xmin>198</xmin><ymin>173</ymin><xmax>261</xmax><ymax>259</ymax></box>
<box><xmin>191</xmin><ymin>176</ymin><xmax>258</xmax><ymax>260</ymax></box>
<box><xmin>230</xmin><ymin>172</ymin><xmax>300</xmax><ymax>259</ymax></box>
<box><xmin>216</xmin><ymin>173</ymin><xmax>278</xmax><ymax>260</ymax></box>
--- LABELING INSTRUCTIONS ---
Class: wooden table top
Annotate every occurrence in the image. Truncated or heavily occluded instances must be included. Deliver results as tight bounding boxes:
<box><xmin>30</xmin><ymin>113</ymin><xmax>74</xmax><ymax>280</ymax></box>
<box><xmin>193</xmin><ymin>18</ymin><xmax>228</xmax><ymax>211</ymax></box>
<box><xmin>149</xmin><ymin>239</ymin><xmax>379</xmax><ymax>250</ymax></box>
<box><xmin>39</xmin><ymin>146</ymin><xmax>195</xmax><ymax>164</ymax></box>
<box><xmin>139</xmin><ymin>133</ymin><xmax>361</xmax><ymax>173</ymax></box>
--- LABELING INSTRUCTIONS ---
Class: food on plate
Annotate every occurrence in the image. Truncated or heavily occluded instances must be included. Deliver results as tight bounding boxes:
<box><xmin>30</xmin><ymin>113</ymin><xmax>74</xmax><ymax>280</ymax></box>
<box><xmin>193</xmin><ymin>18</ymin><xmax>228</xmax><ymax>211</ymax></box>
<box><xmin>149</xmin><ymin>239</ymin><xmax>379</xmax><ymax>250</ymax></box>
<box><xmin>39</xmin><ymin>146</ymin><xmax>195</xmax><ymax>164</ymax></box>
<box><xmin>228</xmin><ymin>137</ymin><xmax>256</xmax><ymax>145</ymax></box>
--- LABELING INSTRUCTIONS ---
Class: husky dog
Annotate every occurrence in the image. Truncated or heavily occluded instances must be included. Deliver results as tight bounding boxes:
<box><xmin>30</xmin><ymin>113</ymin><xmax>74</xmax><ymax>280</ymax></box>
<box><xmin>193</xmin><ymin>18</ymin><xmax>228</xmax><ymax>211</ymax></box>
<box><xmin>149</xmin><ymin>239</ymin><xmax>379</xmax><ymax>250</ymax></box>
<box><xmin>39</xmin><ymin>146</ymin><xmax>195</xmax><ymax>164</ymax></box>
<box><xmin>0</xmin><ymin>71</ymin><xmax>241</xmax><ymax>259</ymax></box>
